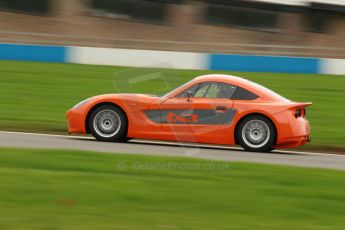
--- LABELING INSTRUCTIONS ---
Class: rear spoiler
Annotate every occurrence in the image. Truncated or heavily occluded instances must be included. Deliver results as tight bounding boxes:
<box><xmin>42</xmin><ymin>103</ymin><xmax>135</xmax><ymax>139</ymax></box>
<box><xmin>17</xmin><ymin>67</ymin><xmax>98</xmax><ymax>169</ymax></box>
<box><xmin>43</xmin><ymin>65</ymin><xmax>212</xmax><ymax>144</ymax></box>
<box><xmin>288</xmin><ymin>102</ymin><xmax>312</xmax><ymax>110</ymax></box>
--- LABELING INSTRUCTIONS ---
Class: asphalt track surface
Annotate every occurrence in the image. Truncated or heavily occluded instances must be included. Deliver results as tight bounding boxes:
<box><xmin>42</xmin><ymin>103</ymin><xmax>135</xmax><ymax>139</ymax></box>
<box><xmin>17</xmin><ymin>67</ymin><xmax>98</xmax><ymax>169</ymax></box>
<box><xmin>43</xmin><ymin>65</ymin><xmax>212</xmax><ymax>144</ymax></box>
<box><xmin>0</xmin><ymin>131</ymin><xmax>344</xmax><ymax>171</ymax></box>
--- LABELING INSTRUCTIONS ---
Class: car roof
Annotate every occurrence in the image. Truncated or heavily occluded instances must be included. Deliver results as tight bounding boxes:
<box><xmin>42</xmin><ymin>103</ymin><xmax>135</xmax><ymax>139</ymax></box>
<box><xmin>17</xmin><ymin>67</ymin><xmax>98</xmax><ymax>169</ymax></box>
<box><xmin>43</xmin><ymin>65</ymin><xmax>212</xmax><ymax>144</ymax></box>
<box><xmin>191</xmin><ymin>74</ymin><xmax>289</xmax><ymax>102</ymax></box>
<box><xmin>193</xmin><ymin>74</ymin><xmax>249</xmax><ymax>86</ymax></box>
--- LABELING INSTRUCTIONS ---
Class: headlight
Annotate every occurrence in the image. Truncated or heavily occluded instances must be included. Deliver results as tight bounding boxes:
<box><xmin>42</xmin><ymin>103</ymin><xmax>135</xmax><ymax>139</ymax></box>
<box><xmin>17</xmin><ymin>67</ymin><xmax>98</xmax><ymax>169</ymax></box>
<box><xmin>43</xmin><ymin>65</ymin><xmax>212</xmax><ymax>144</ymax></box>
<box><xmin>73</xmin><ymin>98</ymin><xmax>91</xmax><ymax>109</ymax></box>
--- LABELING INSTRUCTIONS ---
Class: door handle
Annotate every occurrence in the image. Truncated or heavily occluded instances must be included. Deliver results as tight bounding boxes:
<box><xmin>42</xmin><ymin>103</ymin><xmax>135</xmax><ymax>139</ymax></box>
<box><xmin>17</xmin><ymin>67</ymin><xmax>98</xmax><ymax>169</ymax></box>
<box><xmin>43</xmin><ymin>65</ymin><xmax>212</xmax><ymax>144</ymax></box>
<box><xmin>215</xmin><ymin>106</ymin><xmax>227</xmax><ymax>111</ymax></box>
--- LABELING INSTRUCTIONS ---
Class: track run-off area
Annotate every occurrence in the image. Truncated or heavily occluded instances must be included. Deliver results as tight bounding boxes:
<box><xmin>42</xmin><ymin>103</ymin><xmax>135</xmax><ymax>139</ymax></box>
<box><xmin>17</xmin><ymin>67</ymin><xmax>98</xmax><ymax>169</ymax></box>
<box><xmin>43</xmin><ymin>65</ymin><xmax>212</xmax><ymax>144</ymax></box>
<box><xmin>0</xmin><ymin>131</ymin><xmax>344</xmax><ymax>171</ymax></box>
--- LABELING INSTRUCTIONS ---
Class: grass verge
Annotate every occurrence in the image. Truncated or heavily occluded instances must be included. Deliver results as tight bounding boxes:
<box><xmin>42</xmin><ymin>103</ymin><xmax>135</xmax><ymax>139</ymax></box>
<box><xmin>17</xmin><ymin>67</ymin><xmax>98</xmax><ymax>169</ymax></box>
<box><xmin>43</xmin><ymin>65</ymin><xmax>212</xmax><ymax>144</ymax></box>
<box><xmin>0</xmin><ymin>147</ymin><xmax>344</xmax><ymax>230</ymax></box>
<box><xmin>0</xmin><ymin>61</ymin><xmax>345</xmax><ymax>150</ymax></box>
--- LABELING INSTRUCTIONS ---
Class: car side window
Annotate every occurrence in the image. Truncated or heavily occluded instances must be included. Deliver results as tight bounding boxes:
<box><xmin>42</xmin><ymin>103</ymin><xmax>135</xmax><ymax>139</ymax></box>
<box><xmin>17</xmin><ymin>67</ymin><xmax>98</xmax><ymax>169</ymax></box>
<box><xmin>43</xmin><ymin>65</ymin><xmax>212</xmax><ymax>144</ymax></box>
<box><xmin>194</xmin><ymin>83</ymin><xmax>211</xmax><ymax>98</ymax></box>
<box><xmin>218</xmin><ymin>83</ymin><xmax>237</xmax><ymax>98</ymax></box>
<box><xmin>231</xmin><ymin>87</ymin><xmax>258</xmax><ymax>100</ymax></box>
<box><xmin>195</xmin><ymin>82</ymin><xmax>237</xmax><ymax>99</ymax></box>
<box><xmin>176</xmin><ymin>82</ymin><xmax>238</xmax><ymax>99</ymax></box>
<box><xmin>204</xmin><ymin>83</ymin><xmax>219</xmax><ymax>98</ymax></box>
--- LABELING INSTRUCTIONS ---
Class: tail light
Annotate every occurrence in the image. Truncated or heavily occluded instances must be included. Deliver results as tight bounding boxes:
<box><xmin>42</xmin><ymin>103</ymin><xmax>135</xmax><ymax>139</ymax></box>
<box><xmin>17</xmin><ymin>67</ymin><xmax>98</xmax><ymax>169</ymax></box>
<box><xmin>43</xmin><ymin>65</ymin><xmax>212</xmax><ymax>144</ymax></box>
<box><xmin>290</xmin><ymin>102</ymin><xmax>311</xmax><ymax>119</ymax></box>
<box><xmin>295</xmin><ymin>108</ymin><xmax>306</xmax><ymax>118</ymax></box>
<box><xmin>302</xmin><ymin>109</ymin><xmax>306</xmax><ymax>117</ymax></box>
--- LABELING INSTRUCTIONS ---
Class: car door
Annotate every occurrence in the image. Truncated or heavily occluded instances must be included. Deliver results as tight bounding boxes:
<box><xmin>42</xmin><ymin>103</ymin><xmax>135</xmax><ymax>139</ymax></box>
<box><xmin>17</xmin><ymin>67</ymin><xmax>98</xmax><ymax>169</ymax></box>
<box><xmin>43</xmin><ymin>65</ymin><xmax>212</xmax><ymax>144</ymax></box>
<box><xmin>159</xmin><ymin>84</ymin><xmax>199</xmax><ymax>134</ymax></box>
<box><xmin>188</xmin><ymin>82</ymin><xmax>236</xmax><ymax>134</ymax></box>
<box><xmin>159</xmin><ymin>82</ymin><xmax>236</xmax><ymax>141</ymax></box>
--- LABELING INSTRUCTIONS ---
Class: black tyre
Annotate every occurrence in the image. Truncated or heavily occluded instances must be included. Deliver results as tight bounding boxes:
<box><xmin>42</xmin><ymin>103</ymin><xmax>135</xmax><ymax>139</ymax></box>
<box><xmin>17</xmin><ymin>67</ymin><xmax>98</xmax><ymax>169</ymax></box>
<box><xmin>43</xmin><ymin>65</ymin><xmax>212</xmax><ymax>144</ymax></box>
<box><xmin>88</xmin><ymin>105</ymin><xmax>128</xmax><ymax>142</ymax></box>
<box><xmin>236</xmin><ymin>115</ymin><xmax>276</xmax><ymax>152</ymax></box>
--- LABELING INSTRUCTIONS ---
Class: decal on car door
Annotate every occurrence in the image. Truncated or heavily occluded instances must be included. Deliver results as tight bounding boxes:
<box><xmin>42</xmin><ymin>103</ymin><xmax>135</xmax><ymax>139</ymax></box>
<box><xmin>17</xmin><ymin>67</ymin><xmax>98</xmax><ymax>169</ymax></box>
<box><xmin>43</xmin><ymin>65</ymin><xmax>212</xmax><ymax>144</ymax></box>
<box><xmin>166</xmin><ymin>112</ymin><xmax>199</xmax><ymax>123</ymax></box>
<box><xmin>145</xmin><ymin>109</ymin><xmax>236</xmax><ymax>125</ymax></box>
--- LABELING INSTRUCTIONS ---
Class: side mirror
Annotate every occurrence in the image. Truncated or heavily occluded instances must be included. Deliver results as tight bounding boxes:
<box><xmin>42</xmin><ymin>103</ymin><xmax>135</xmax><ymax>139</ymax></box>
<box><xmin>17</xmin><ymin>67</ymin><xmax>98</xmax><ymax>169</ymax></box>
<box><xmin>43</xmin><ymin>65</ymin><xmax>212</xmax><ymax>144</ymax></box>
<box><xmin>186</xmin><ymin>91</ymin><xmax>193</xmax><ymax>102</ymax></box>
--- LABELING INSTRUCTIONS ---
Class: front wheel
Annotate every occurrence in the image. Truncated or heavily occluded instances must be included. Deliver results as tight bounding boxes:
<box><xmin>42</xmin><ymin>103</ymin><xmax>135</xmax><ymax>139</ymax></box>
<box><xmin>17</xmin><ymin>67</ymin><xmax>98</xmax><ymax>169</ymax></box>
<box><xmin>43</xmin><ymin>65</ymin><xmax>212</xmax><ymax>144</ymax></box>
<box><xmin>236</xmin><ymin>115</ymin><xmax>276</xmax><ymax>152</ymax></box>
<box><xmin>88</xmin><ymin>105</ymin><xmax>128</xmax><ymax>142</ymax></box>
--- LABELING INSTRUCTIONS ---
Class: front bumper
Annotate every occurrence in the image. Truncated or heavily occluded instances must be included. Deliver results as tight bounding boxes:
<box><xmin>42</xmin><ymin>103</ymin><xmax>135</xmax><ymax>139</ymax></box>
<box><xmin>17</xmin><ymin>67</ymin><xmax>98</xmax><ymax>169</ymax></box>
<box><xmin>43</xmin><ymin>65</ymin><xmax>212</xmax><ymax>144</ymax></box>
<box><xmin>66</xmin><ymin>108</ymin><xmax>87</xmax><ymax>134</ymax></box>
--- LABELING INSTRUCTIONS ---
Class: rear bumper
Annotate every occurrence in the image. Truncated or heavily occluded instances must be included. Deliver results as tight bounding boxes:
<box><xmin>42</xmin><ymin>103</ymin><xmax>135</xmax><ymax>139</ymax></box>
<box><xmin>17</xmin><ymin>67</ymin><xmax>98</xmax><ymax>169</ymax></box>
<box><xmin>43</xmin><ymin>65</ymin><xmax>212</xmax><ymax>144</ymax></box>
<box><xmin>273</xmin><ymin>111</ymin><xmax>311</xmax><ymax>149</ymax></box>
<box><xmin>276</xmin><ymin>135</ymin><xmax>310</xmax><ymax>149</ymax></box>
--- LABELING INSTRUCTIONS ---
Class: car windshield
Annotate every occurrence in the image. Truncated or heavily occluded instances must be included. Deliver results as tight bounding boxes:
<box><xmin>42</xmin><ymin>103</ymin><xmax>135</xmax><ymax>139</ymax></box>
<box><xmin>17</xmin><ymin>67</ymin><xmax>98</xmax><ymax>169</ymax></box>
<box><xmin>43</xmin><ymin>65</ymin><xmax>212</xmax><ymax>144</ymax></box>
<box><xmin>162</xmin><ymin>79</ymin><xmax>195</xmax><ymax>98</ymax></box>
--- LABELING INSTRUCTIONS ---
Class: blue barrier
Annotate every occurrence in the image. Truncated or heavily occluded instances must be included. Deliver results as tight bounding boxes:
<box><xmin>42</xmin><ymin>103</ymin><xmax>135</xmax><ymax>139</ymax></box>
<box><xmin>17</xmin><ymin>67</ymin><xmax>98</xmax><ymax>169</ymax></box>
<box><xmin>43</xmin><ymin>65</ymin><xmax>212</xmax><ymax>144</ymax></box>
<box><xmin>0</xmin><ymin>44</ymin><xmax>66</xmax><ymax>62</ymax></box>
<box><xmin>0</xmin><ymin>43</ymin><xmax>342</xmax><ymax>74</ymax></box>
<box><xmin>209</xmin><ymin>54</ymin><xmax>320</xmax><ymax>74</ymax></box>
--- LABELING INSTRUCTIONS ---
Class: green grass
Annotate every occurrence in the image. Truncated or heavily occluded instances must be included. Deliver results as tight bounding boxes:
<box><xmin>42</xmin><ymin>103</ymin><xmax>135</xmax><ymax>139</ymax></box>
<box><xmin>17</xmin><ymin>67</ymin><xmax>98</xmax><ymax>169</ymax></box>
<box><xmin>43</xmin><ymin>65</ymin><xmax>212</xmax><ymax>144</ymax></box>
<box><xmin>0</xmin><ymin>147</ymin><xmax>344</xmax><ymax>230</ymax></box>
<box><xmin>0</xmin><ymin>61</ymin><xmax>345</xmax><ymax>150</ymax></box>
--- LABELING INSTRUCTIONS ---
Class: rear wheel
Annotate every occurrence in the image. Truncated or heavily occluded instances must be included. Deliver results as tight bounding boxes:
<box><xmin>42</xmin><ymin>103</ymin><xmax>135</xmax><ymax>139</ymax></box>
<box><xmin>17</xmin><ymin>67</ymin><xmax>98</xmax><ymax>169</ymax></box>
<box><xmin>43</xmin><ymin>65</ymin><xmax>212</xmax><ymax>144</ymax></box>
<box><xmin>88</xmin><ymin>105</ymin><xmax>128</xmax><ymax>142</ymax></box>
<box><xmin>236</xmin><ymin>115</ymin><xmax>276</xmax><ymax>152</ymax></box>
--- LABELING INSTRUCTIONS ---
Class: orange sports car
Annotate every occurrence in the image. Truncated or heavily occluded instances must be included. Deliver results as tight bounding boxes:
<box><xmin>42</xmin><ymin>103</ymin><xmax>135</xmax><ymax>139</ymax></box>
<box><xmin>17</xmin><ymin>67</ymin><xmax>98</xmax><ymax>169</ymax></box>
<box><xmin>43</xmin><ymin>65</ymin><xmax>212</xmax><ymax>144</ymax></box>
<box><xmin>67</xmin><ymin>74</ymin><xmax>311</xmax><ymax>152</ymax></box>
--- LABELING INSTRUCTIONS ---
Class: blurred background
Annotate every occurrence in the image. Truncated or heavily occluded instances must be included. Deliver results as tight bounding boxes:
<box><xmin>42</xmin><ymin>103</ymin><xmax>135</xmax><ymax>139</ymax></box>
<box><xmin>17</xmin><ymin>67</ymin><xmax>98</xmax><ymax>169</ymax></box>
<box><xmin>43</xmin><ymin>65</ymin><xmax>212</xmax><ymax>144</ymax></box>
<box><xmin>0</xmin><ymin>0</ymin><xmax>344</xmax><ymax>148</ymax></box>
<box><xmin>0</xmin><ymin>0</ymin><xmax>344</xmax><ymax>57</ymax></box>
<box><xmin>1</xmin><ymin>1</ymin><xmax>345</xmax><ymax>230</ymax></box>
